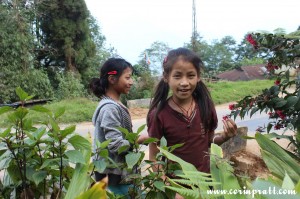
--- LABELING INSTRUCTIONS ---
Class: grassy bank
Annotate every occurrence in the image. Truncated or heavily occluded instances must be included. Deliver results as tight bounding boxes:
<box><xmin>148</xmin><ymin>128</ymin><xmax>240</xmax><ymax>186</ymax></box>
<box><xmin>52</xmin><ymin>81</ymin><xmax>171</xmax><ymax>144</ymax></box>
<box><xmin>207</xmin><ymin>79</ymin><xmax>274</xmax><ymax>104</ymax></box>
<box><xmin>0</xmin><ymin>80</ymin><xmax>274</xmax><ymax>125</ymax></box>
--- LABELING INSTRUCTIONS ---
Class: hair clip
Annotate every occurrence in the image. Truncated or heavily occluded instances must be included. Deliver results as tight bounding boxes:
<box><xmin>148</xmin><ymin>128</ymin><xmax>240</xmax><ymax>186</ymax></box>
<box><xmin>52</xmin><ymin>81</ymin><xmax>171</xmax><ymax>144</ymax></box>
<box><xmin>163</xmin><ymin>56</ymin><xmax>168</xmax><ymax>64</ymax></box>
<box><xmin>107</xmin><ymin>71</ymin><xmax>117</xmax><ymax>75</ymax></box>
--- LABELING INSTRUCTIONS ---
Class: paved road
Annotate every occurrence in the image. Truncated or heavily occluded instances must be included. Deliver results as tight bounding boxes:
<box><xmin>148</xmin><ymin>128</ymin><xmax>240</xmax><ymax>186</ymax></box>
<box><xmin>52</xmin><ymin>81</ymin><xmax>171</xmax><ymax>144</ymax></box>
<box><xmin>73</xmin><ymin>108</ymin><xmax>270</xmax><ymax>137</ymax></box>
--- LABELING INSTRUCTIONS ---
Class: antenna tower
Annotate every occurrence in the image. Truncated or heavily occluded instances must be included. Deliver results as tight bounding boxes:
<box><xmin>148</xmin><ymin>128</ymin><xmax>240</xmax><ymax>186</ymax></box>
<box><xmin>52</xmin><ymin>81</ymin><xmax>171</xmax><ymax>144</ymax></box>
<box><xmin>192</xmin><ymin>0</ymin><xmax>197</xmax><ymax>52</ymax></box>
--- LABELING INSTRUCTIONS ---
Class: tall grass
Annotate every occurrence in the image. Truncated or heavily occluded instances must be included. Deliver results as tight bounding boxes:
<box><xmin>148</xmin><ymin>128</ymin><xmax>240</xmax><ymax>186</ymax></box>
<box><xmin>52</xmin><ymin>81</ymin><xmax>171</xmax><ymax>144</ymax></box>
<box><xmin>0</xmin><ymin>80</ymin><xmax>274</xmax><ymax>125</ymax></box>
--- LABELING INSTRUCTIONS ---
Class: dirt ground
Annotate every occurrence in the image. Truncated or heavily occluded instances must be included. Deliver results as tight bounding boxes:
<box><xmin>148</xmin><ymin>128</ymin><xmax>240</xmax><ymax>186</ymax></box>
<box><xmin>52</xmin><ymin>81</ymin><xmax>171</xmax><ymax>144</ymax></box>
<box><xmin>128</xmin><ymin>107</ymin><xmax>284</xmax><ymax>180</ymax></box>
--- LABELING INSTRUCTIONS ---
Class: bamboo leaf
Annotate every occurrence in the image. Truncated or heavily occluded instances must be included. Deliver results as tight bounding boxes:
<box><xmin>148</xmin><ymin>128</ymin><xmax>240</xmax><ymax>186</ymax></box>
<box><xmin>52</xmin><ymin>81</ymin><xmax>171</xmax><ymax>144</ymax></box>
<box><xmin>75</xmin><ymin>181</ymin><xmax>107</xmax><ymax>199</ymax></box>
<box><xmin>65</xmin><ymin>137</ymin><xmax>92</xmax><ymax>199</ymax></box>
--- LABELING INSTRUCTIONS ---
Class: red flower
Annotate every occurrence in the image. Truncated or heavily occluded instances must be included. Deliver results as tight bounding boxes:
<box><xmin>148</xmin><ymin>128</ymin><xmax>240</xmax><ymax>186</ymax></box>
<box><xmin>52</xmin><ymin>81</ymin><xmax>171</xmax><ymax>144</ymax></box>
<box><xmin>246</xmin><ymin>34</ymin><xmax>258</xmax><ymax>48</ymax></box>
<box><xmin>266</xmin><ymin>62</ymin><xmax>280</xmax><ymax>72</ymax></box>
<box><xmin>274</xmin><ymin>79</ymin><xmax>281</xmax><ymax>85</ymax></box>
<box><xmin>223</xmin><ymin>115</ymin><xmax>229</xmax><ymax>120</ymax></box>
<box><xmin>274</xmin><ymin>124</ymin><xmax>283</xmax><ymax>130</ymax></box>
<box><xmin>229</xmin><ymin>104</ymin><xmax>235</xmax><ymax>110</ymax></box>
<box><xmin>275</xmin><ymin>110</ymin><xmax>286</xmax><ymax>120</ymax></box>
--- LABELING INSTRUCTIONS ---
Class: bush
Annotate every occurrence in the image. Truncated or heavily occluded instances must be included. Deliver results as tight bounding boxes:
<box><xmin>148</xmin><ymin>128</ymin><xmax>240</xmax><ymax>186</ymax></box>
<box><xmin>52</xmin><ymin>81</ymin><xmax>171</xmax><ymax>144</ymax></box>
<box><xmin>55</xmin><ymin>72</ymin><xmax>86</xmax><ymax>100</ymax></box>
<box><xmin>0</xmin><ymin>69</ymin><xmax>54</xmax><ymax>103</ymax></box>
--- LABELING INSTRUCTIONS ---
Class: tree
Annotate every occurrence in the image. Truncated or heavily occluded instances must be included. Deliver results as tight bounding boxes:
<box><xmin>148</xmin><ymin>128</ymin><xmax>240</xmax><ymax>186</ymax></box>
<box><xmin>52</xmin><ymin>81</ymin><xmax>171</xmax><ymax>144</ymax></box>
<box><xmin>138</xmin><ymin>41</ymin><xmax>171</xmax><ymax>75</ymax></box>
<box><xmin>37</xmin><ymin>0</ymin><xmax>96</xmax><ymax>74</ymax></box>
<box><xmin>0</xmin><ymin>1</ymin><xmax>53</xmax><ymax>103</ymax></box>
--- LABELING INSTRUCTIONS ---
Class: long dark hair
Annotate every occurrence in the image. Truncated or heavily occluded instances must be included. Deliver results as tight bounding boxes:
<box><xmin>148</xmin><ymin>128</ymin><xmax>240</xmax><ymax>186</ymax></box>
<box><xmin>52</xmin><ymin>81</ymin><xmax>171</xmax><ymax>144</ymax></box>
<box><xmin>89</xmin><ymin>58</ymin><xmax>133</xmax><ymax>98</ymax></box>
<box><xmin>148</xmin><ymin>47</ymin><xmax>217</xmax><ymax>133</ymax></box>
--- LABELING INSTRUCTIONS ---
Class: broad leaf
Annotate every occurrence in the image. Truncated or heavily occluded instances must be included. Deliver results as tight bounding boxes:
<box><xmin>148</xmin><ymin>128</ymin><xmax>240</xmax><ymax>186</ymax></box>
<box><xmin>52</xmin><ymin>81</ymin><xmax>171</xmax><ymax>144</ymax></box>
<box><xmin>16</xmin><ymin>87</ymin><xmax>29</xmax><ymax>101</ymax></box>
<box><xmin>31</xmin><ymin>105</ymin><xmax>50</xmax><ymax>113</ymax></box>
<box><xmin>32</xmin><ymin>171</ymin><xmax>47</xmax><ymax>186</ymax></box>
<box><xmin>125</xmin><ymin>152</ymin><xmax>141</xmax><ymax>169</ymax></box>
<box><xmin>61</xmin><ymin>125</ymin><xmax>76</xmax><ymax>139</ymax></box>
<box><xmin>69</xmin><ymin>135</ymin><xmax>91</xmax><ymax>151</ymax></box>
<box><xmin>65</xmin><ymin>150</ymin><xmax>86</xmax><ymax>164</ymax></box>
<box><xmin>0</xmin><ymin>106</ymin><xmax>13</xmax><ymax>115</ymax></box>
<box><xmin>93</xmin><ymin>159</ymin><xmax>107</xmax><ymax>173</ymax></box>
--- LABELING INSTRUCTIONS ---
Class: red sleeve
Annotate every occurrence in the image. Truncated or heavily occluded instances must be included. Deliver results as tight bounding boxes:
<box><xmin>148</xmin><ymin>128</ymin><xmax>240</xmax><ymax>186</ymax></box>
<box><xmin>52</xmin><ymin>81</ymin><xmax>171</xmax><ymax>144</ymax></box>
<box><xmin>147</xmin><ymin>109</ymin><xmax>164</xmax><ymax>140</ymax></box>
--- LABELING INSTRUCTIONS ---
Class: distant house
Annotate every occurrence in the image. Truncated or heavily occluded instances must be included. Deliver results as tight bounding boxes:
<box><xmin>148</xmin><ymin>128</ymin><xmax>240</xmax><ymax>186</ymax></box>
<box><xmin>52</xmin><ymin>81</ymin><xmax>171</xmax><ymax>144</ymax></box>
<box><xmin>216</xmin><ymin>65</ymin><xmax>266</xmax><ymax>81</ymax></box>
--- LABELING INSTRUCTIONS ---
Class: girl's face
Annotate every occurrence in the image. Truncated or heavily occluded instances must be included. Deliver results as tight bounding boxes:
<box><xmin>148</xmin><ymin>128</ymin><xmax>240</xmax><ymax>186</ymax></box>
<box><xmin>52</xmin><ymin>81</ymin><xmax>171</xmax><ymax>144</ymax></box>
<box><xmin>166</xmin><ymin>59</ymin><xmax>200</xmax><ymax>102</ymax></box>
<box><xmin>113</xmin><ymin>67</ymin><xmax>133</xmax><ymax>95</ymax></box>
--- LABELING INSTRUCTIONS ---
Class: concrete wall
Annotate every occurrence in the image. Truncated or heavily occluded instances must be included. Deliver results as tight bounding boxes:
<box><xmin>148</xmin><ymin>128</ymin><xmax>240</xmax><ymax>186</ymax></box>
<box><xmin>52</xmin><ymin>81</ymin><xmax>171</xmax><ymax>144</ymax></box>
<box><xmin>127</xmin><ymin>98</ymin><xmax>151</xmax><ymax>108</ymax></box>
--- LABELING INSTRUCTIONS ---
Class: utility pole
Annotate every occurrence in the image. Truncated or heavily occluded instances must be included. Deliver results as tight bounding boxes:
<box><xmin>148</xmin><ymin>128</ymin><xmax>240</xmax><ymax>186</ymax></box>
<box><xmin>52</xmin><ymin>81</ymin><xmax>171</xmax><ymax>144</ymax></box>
<box><xmin>192</xmin><ymin>0</ymin><xmax>197</xmax><ymax>52</ymax></box>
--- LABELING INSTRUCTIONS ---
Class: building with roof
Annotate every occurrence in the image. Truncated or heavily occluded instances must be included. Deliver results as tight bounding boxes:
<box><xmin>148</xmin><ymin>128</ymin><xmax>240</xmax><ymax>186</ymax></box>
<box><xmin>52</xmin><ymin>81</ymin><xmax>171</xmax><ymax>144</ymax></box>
<box><xmin>216</xmin><ymin>65</ymin><xmax>266</xmax><ymax>81</ymax></box>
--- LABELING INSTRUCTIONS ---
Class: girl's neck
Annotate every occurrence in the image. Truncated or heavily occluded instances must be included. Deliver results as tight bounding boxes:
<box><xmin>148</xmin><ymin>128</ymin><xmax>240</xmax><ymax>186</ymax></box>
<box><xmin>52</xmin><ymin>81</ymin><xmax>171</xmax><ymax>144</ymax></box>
<box><xmin>105</xmin><ymin>89</ymin><xmax>121</xmax><ymax>103</ymax></box>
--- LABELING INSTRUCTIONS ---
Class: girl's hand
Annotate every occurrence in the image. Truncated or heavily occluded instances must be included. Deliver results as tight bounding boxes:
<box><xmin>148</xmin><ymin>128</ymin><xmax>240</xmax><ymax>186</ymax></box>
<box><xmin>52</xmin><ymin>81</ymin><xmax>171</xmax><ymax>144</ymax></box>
<box><xmin>222</xmin><ymin>118</ymin><xmax>238</xmax><ymax>140</ymax></box>
<box><xmin>137</xmin><ymin>133</ymin><xmax>149</xmax><ymax>144</ymax></box>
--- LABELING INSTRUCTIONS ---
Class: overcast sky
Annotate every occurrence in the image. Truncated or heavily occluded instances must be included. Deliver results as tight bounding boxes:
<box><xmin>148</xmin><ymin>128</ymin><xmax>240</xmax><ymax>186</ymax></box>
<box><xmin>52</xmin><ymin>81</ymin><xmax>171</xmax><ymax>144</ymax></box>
<box><xmin>85</xmin><ymin>0</ymin><xmax>299</xmax><ymax>64</ymax></box>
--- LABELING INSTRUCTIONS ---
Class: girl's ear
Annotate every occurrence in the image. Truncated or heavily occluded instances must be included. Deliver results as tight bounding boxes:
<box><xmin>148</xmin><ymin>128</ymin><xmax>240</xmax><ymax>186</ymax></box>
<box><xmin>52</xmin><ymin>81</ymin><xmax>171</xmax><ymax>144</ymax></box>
<box><xmin>163</xmin><ymin>72</ymin><xmax>168</xmax><ymax>83</ymax></box>
<box><xmin>108</xmin><ymin>75</ymin><xmax>117</xmax><ymax>84</ymax></box>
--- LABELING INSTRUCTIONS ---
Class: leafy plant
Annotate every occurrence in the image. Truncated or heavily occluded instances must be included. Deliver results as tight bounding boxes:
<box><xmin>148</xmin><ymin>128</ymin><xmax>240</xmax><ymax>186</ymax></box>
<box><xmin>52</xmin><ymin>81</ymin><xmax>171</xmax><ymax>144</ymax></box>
<box><xmin>228</xmin><ymin>33</ymin><xmax>300</xmax><ymax>158</ymax></box>
<box><xmin>0</xmin><ymin>87</ymin><xmax>92</xmax><ymax>198</ymax></box>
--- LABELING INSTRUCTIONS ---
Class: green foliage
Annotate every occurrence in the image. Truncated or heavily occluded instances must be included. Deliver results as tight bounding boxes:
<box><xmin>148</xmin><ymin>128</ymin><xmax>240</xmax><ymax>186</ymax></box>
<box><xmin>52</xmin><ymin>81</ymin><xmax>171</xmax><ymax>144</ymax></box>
<box><xmin>208</xmin><ymin>80</ymin><xmax>274</xmax><ymax>105</ymax></box>
<box><xmin>229</xmin><ymin>33</ymin><xmax>300</xmax><ymax>158</ymax></box>
<box><xmin>0</xmin><ymin>70</ymin><xmax>54</xmax><ymax>103</ymax></box>
<box><xmin>55</xmin><ymin>72</ymin><xmax>86</xmax><ymax>100</ymax></box>
<box><xmin>0</xmin><ymin>87</ymin><xmax>93</xmax><ymax>198</ymax></box>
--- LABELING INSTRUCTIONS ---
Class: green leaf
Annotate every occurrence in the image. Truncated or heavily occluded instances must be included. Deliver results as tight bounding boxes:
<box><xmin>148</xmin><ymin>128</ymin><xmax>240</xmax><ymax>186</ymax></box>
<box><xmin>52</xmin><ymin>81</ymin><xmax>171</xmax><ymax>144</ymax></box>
<box><xmin>100</xmin><ymin>139</ymin><xmax>111</xmax><ymax>149</ymax></box>
<box><xmin>40</xmin><ymin>158</ymin><xmax>60</xmax><ymax>169</ymax></box>
<box><xmin>24</xmin><ymin>131</ymin><xmax>35</xmax><ymax>140</ymax></box>
<box><xmin>99</xmin><ymin>149</ymin><xmax>109</xmax><ymax>158</ymax></box>
<box><xmin>143</xmin><ymin>137</ymin><xmax>159</xmax><ymax>145</ymax></box>
<box><xmin>285</xmin><ymin>96</ymin><xmax>298</xmax><ymax>108</ymax></box>
<box><xmin>61</xmin><ymin>125</ymin><xmax>76</xmax><ymax>139</ymax></box>
<box><xmin>117</xmin><ymin>127</ymin><xmax>129</xmax><ymax>135</ymax></box>
<box><xmin>75</xmin><ymin>181</ymin><xmax>107</xmax><ymax>199</ymax></box>
<box><xmin>250</xmin><ymin>107</ymin><xmax>259</xmax><ymax>117</ymax></box>
<box><xmin>30</xmin><ymin>105</ymin><xmax>50</xmax><ymax>113</ymax></box>
<box><xmin>93</xmin><ymin>159</ymin><xmax>107</xmax><ymax>173</ymax></box>
<box><xmin>49</xmin><ymin>117</ymin><xmax>60</xmax><ymax>133</ymax></box>
<box><xmin>118</xmin><ymin>145</ymin><xmax>130</xmax><ymax>154</ymax></box>
<box><xmin>169</xmin><ymin>143</ymin><xmax>184</xmax><ymax>152</ymax></box>
<box><xmin>256</xmin><ymin>133</ymin><xmax>300</xmax><ymax>183</ymax></box>
<box><xmin>137</xmin><ymin>124</ymin><xmax>146</xmax><ymax>134</ymax></box>
<box><xmin>267</xmin><ymin>123</ymin><xmax>273</xmax><ymax>133</ymax></box>
<box><xmin>0</xmin><ymin>127</ymin><xmax>11</xmax><ymax>138</ymax></box>
<box><xmin>294</xmin><ymin>97</ymin><xmax>300</xmax><ymax>111</ymax></box>
<box><xmin>65</xmin><ymin>150</ymin><xmax>86</xmax><ymax>164</ymax></box>
<box><xmin>65</xmin><ymin>146</ymin><xmax>92</xmax><ymax>199</ymax></box>
<box><xmin>154</xmin><ymin>181</ymin><xmax>165</xmax><ymax>192</ymax></box>
<box><xmin>125</xmin><ymin>152</ymin><xmax>141</xmax><ymax>169</ymax></box>
<box><xmin>274</xmin><ymin>100</ymin><xmax>287</xmax><ymax>108</ymax></box>
<box><xmin>0</xmin><ymin>106</ymin><xmax>13</xmax><ymax>115</ymax></box>
<box><xmin>32</xmin><ymin>171</ymin><xmax>47</xmax><ymax>185</ymax></box>
<box><xmin>282</xmin><ymin>172</ymin><xmax>295</xmax><ymax>190</ymax></box>
<box><xmin>160</xmin><ymin>137</ymin><xmax>167</xmax><ymax>147</ymax></box>
<box><xmin>54</xmin><ymin>107</ymin><xmax>66</xmax><ymax>119</ymax></box>
<box><xmin>69</xmin><ymin>135</ymin><xmax>91</xmax><ymax>151</ymax></box>
<box><xmin>33</xmin><ymin>127</ymin><xmax>46</xmax><ymax>140</ymax></box>
<box><xmin>16</xmin><ymin>87</ymin><xmax>29</xmax><ymax>101</ymax></box>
